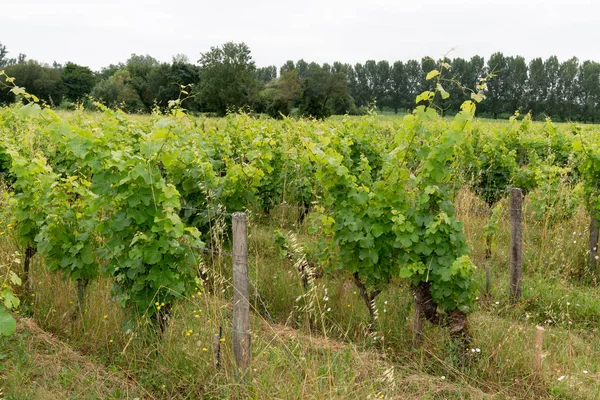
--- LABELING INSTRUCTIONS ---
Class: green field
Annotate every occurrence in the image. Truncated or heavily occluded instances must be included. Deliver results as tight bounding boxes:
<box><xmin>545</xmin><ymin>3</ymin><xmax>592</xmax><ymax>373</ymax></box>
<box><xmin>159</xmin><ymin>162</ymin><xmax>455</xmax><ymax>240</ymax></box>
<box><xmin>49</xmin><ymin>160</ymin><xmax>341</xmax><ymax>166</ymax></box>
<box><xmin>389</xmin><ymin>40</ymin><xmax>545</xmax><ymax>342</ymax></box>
<box><xmin>1</xmin><ymin>102</ymin><xmax>600</xmax><ymax>399</ymax></box>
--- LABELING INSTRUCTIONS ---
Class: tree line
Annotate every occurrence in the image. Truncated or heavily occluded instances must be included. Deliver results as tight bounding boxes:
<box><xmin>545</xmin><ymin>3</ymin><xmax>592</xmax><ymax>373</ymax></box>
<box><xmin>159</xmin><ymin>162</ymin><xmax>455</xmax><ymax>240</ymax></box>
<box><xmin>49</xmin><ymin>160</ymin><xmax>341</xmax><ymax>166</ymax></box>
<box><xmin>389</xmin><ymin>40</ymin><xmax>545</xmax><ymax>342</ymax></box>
<box><xmin>1</xmin><ymin>41</ymin><xmax>599</xmax><ymax>121</ymax></box>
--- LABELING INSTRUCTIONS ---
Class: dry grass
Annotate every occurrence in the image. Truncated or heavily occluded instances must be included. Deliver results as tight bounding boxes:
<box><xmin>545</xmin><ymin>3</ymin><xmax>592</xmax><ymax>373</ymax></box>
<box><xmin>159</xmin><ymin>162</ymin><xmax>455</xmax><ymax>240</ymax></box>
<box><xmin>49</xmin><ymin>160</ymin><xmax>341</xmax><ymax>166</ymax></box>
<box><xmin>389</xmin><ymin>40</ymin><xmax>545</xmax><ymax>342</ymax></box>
<box><xmin>1</xmin><ymin>184</ymin><xmax>600</xmax><ymax>399</ymax></box>
<box><xmin>0</xmin><ymin>318</ymin><xmax>146</xmax><ymax>399</ymax></box>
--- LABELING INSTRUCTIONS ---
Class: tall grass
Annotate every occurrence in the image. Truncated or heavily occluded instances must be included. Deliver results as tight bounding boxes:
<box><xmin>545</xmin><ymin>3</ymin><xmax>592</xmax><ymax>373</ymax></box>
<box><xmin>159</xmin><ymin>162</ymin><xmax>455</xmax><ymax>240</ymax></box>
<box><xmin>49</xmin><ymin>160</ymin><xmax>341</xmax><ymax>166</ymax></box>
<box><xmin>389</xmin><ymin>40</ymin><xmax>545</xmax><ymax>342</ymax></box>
<box><xmin>2</xmin><ymin>183</ymin><xmax>600</xmax><ymax>399</ymax></box>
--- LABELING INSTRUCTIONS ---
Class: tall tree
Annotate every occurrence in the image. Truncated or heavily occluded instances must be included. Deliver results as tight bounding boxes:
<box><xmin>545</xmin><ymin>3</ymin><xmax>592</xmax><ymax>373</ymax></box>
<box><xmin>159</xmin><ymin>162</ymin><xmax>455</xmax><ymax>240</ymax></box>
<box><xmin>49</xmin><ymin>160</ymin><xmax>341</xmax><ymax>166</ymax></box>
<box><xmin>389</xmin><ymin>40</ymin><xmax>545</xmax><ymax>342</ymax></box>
<box><xmin>404</xmin><ymin>59</ymin><xmax>423</xmax><ymax>110</ymax></box>
<box><xmin>280</xmin><ymin>60</ymin><xmax>295</xmax><ymax>75</ymax></box>
<box><xmin>578</xmin><ymin>60</ymin><xmax>600</xmax><ymax>122</ymax></box>
<box><xmin>505</xmin><ymin>56</ymin><xmax>528</xmax><ymax>114</ymax></box>
<box><xmin>0</xmin><ymin>42</ymin><xmax>15</xmax><ymax>68</ymax></box>
<box><xmin>420</xmin><ymin>57</ymin><xmax>437</xmax><ymax>91</ymax></box>
<box><xmin>196</xmin><ymin>42</ymin><xmax>260</xmax><ymax>115</ymax></box>
<box><xmin>296</xmin><ymin>59</ymin><xmax>309</xmax><ymax>79</ymax></box>
<box><xmin>61</xmin><ymin>62</ymin><xmax>96</xmax><ymax>102</ymax></box>
<box><xmin>125</xmin><ymin>54</ymin><xmax>160</xmax><ymax>109</ymax></box>
<box><xmin>557</xmin><ymin>57</ymin><xmax>580</xmax><ymax>120</ymax></box>
<box><xmin>544</xmin><ymin>56</ymin><xmax>560</xmax><ymax>118</ymax></box>
<box><xmin>255</xmin><ymin>65</ymin><xmax>277</xmax><ymax>83</ymax></box>
<box><xmin>527</xmin><ymin>57</ymin><xmax>546</xmax><ymax>117</ymax></box>
<box><xmin>389</xmin><ymin>61</ymin><xmax>406</xmax><ymax>114</ymax></box>
<box><xmin>484</xmin><ymin>52</ymin><xmax>508</xmax><ymax>118</ymax></box>
<box><xmin>91</xmin><ymin>69</ymin><xmax>143</xmax><ymax>112</ymax></box>
<box><xmin>375</xmin><ymin>60</ymin><xmax>391</xmax><ymax>110</ymax></box>
<box><xmin>364</xmin><ymin>60</ymin><xmax>378</xmax><ymax>106</ymax></box>
<box><xmin>0</xmin><ymin>60</ymin><xmax>64</xmax><ymax>105</ymax></box>
<box><xmin>261</xmin><ymin>69</ymin><xmax>302</xmax><ymax>118</ymax></box>
<box><xmin>299</xmin><ymin>65</ymin><xmax>353</xmax><ymax>119</ymax></box>
<box><xmin>449</xmin><ymin>57</ymin><xmax>469</xmax><ymax>110</ymax></box>
<box><xmin>353</xmin><ymin>62</ymin><xmax>370</xmax><ymax>107</ymax></box>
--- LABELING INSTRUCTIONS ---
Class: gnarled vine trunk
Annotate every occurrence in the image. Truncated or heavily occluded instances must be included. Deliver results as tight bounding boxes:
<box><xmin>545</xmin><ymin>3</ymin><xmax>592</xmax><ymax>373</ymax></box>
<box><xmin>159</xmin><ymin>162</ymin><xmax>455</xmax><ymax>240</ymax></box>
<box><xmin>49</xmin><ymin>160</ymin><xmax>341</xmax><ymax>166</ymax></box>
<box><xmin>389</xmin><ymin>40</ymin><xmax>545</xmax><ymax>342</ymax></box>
<box><xmin>485</xmin><ymin>236</ymin><xmax>492</xmax><ymax>296</ymax></box>
<box><xmin>154</xmin><ymin>303</ymin><xmax>173</xmax><ymax>334</ymax></box>
<box><xmin>352</xmin><ymin>272</ymin><xmax>381</xmax><ymax>328</ymax></box>
<box><xmin>411</xmin><ymin>281</ymin><xmax>470</xmax><ymax>346</ymax></box>
<box><xmin>297</xmin><ymin>203</ymin><xmax>310</xmax><ymax>225</ymax></box>
<box><xmin>23</xmin><ymin>246</ymin><xmax>36</xmax><ymax>289</ymax></box>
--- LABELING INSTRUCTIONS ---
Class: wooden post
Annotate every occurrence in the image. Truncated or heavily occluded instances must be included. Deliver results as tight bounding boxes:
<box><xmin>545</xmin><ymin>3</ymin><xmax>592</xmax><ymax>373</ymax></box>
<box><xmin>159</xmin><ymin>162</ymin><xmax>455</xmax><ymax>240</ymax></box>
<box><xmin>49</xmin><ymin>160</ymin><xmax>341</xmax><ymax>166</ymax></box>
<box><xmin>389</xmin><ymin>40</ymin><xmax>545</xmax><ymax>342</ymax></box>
<box><xmin>588</xmin><ymin>215</ymin><xmax>599</xmax><ymax>270</ymax></box>
<box><xmin>232</xmin><ymin>212</ymin><xmax>250</xmax><ymax>372</ymax></box>
<box><xmin>413</xmin><ymin>300</ymin><xmax>423</xmax><ymax>347</ymax></box>
<box><xmin>485</xmin><ymin>238</ymin><xmax>492</xmax><ymax>296</ymax></box>
<box><xmin>509</xmin><ymin>188</ymin><xmax>523</xmax><ymax>303</ymax></box>
<box><xmin>213</xmin><ymin>333</ymin><xmax>221</xmax><ymax>370</ymax></box>
<box><xmin>533</xmin><ymin>326</ymin><xmax>545</xmax><ymax>376</ymax></box>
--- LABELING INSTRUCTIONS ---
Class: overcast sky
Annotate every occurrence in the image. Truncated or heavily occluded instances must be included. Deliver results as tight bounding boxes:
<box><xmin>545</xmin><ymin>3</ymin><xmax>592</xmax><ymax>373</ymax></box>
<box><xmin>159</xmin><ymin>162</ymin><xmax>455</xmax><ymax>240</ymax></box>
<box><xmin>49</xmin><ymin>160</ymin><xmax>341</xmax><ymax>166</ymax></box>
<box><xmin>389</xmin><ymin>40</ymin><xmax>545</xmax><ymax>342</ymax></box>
<box><xmin>2</xmin><ymin>0</ymin><xmax>598</xmax><ymax>71</ymax></box>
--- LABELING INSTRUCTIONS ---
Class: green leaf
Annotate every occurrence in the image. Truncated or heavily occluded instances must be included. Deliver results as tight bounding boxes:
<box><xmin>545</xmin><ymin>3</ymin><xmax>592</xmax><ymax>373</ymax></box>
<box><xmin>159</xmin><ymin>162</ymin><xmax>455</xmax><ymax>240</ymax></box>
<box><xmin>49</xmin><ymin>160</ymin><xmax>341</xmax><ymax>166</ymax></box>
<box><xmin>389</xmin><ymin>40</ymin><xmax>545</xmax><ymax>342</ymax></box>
<box><xmin>459</xmin><ymin>100</ymin><xmax>476</xmax><ymax>116</ymax></box>
<box><xmin>10</xmin><ymin>86</ymin><xmax>26</xmax><ymax>96</ymax></box>
<box><xmin>19</xmin><ymin>103</ymin><xmax>42</xmax><ymax>118</ymax></box>
<box><xmin>470</xmin><ymin>92</ymin><xmax>486</xmax><ymax>103</ymax></box>
<box><xmin>131</xmin><ymin>163</ymin><xmax>152</xmax><ymax>184</ymax></box>
<box><xmin>426</xmin><ymin>70</ymin><xmax>440</xmax><ymax>80</ymax></box>
<box><xmin>81</xmin><ymin>244</ymin><xmax>95</xmax><ymax>265</ymax></box>
<box><xmin>436</xmin><ymin>84</ymin><xmax>449</xmax><ymax>100</ymax></box>
<box><xmin>0</xmin><ymin>307</ymin><xmax>16</xmax><ymax>336</ymax></box>
<box><xmin>2</xmin><ymin>289</ymin><xmax>19</xmax><ymax>310</ymax></box>
<box><xmin>415</xmin><ymin>91</ymin><xmax>434</xmax><ymax>104</ymax></box>
<box><xmin>155</xmin><ymin>118</ymin><xmax>172</xmax><ymax>129</ymax></box>
<box><xmin>9</xmin><ymin>272</ymin><xmax>21</xmax><ymax>286</ymax></box>
<box><xmin>163</xmin><ymin>184</ymin><xmax>179</xmax><ymax>199</ymax></box>
<box><xmin>398</xmin><ymin>266</ymin><xmax>413</xmax><ymax>279</ymax></box>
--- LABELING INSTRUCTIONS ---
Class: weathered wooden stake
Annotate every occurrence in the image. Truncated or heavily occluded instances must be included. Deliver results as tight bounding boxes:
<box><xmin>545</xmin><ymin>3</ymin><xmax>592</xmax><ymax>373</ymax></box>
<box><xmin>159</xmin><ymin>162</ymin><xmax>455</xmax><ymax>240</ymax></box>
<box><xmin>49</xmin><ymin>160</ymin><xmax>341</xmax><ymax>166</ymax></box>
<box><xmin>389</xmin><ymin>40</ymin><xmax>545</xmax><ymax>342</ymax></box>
<box><xmin>588</xmin><ymin>215</ymin><xmax>599</xmax><ymax>270</ymax></box>
<box><xmin>533</xmin><ymin>326</ymin><xmax>545</xmax><ymax>376</ymax></box>
<box><xmin>485</xmin><ymin>237</ymin><xmax>492</xmax><ymax>296</ymax></box>
<box><xmin>413</xmin><ymin>300</ymin><xmax>423</xmax><ymax>347</ymax></box>
<box><xmin>232</xmin><ymin>212</ymin><xmax>250</xmax><ymax>372</ymax></box>
<box><xmin>213</xmin><ymin>333</ymin><xmax>221</xmax><ymax>370</ymax></box>
<box><xmin>509</xmin><ymin>188</ymin><xmax>523</xmax><ymax>303</ymax></box>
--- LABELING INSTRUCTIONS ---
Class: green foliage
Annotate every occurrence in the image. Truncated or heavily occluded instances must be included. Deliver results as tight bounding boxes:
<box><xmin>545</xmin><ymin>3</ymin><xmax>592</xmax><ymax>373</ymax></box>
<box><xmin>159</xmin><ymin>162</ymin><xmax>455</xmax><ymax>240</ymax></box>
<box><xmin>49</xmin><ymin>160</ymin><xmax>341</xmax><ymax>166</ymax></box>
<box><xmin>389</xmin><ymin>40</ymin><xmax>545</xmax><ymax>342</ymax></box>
<box><xmin>196</xmin><ymin>42</ymin><xmax>260</xmax><ymax>116</ymax></box>
<box><xmin>90</xmin><ymin>70</ymin><xmax>144</xmax><ymax>112</ymax></box>
<box><xmin>6</xmin><ymin>150</ymin><xmax>56</xmax><ymax>250</ymax></box>
<box><xmin>0</xmin><ymin>41</ymin><xmax>18</xmax><ymax>69</ymax></box>
<box><xmin>4</xmin><ymin>63</ymin><xmax>600</xmax><ymax>336</ymax></box>
<box><xmin>260</xmin><ymin>70</ymin><xmax>301</xmax><ymax>118</ymax></box>
<box><xmin>299</xmin><ymin>67</ymin><xmax>353</xmax><ymax>119</ymax></box>
<box><xmin>61</xmin><ymin>62</ymin><xmax>96</xmax><ymax>102</ymax></box>
<box><xmin>0</xmin><ymin>266</ymin><xmax>21</xmax><ymax>337</ymax></box>
<box><xmin>91</xmin><ymin>124</ymin><xmax>204</xmax><ymax>316</ymax></box>
<box><xmin>525</xmin><ymin>163</ymin><xmax>579</xmax><ymax>224</ymax></box>
<box><xmin>0</xmin><ymin>60</ymin><xmax>63</xmax><ymax>105</ymax></box>
<box><xmin>35</xmin><ymin>176</ymin><xmax>99</xmax><ymax>282</ymax></box>
<box><xmin>306</xmin><ymin>79</ymin><xmax>478</xmax><ymax>314</ymax></box>
<box><xmin>573</xmin><ymin>137</ymin><xmax>600</xmax><ymax>222</ymax></box>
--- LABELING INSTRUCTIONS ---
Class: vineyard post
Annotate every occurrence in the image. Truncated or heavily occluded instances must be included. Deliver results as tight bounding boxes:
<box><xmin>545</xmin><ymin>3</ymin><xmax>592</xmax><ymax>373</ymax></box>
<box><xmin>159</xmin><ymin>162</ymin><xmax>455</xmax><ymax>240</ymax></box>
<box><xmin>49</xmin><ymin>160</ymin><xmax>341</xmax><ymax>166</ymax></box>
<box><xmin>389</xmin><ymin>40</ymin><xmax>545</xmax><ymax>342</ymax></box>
<box><xmin>588</xmin><ymin>215</ymin><xmax>599</xmax><ymax>270</ymax></box>
<box><xmin>213</xmin><ymin>332</ymin><xmax>221</xmax><ymax>370</ymax></box>
<box><xmin>533</xmin><ymin>325</ymin><xmax>545</xmax><ymax>377</ymax></box>
<box><xmin>509</xmin><ymin>188</ymin><xmax>523</xmax><ymax>303</ymax></box>
<box><xmin>232</xmin><ymin>212</ymin><xmax>250</xmax><ymax>372</ymax></box>
<box><xmin>413</xmin><ymin>299</ymin><xmax>423</xmax><ymax>347</ymax></box>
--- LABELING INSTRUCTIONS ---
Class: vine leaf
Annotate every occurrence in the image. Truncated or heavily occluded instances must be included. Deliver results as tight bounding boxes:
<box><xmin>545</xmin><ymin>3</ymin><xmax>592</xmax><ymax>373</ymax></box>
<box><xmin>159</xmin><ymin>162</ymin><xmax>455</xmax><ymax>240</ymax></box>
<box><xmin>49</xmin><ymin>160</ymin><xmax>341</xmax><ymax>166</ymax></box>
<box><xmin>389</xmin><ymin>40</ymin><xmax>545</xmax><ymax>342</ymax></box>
<box><xmin>426</xmin><ymin>70</ymin><xmax>440</xmax><ymax>80</ymax></box>
<box><xmin>0</xmin><ymin>307</ymin><xmax>16</xmax><ymax>337</ymax></box>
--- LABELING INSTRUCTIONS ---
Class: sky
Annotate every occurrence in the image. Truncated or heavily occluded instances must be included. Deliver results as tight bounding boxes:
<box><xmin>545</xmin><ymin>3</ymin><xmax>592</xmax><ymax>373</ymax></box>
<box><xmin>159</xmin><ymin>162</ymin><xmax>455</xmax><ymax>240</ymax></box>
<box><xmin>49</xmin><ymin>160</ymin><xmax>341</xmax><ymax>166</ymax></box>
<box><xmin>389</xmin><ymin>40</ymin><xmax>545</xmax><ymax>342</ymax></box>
<box><xmin>1</xmin><ymin>0</ymin><xmax>599</xmax><ymax>71</ymax></box>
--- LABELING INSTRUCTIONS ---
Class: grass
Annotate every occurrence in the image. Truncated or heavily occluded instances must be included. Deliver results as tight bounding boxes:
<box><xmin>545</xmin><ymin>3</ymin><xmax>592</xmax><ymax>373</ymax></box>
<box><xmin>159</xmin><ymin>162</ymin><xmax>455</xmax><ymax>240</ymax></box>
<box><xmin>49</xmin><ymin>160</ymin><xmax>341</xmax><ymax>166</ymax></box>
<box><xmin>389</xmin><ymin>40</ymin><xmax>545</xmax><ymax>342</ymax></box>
<box><xmin>2</xmin><ymin>182</ymin><xmax>600</xmax><ymax>398</ymax></box>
